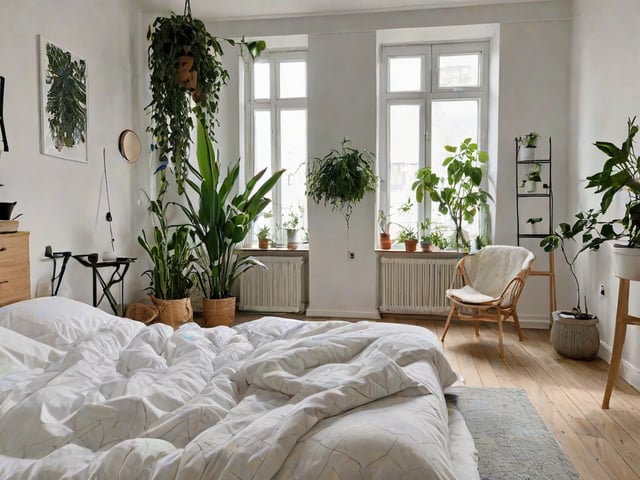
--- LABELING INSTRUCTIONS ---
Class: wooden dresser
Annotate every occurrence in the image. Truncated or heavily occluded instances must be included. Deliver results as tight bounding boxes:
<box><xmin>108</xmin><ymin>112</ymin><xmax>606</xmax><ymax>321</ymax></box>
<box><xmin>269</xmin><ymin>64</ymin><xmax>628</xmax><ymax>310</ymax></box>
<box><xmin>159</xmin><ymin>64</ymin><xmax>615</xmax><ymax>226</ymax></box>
<box><xmin>0</xmin><ymin>232</ymin><xmax>30</xmax><ymax>307</ymax></box>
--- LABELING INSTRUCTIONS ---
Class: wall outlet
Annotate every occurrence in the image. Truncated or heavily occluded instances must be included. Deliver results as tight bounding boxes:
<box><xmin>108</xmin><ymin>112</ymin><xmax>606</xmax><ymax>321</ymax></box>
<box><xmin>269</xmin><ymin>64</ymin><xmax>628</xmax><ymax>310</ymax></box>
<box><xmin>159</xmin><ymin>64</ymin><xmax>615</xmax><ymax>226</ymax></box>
<box><xmin>348</xmin><ymin>251</ymin><xmax>355</xmax><ymax>260</ymax></box>
<box><xmin>600</xmin><ymin>283</ymin><xmax>605</xmax><ymax>296</ymax></box>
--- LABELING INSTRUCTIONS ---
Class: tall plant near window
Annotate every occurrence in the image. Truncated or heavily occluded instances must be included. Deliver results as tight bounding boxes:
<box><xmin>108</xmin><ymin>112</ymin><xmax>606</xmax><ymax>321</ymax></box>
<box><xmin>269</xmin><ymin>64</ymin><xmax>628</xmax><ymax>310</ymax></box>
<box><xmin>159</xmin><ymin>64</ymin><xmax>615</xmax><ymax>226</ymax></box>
<box><xmin>147</xmin><ymin>0</ymin><xmax>265</xmax><ymax>192</ymax></box>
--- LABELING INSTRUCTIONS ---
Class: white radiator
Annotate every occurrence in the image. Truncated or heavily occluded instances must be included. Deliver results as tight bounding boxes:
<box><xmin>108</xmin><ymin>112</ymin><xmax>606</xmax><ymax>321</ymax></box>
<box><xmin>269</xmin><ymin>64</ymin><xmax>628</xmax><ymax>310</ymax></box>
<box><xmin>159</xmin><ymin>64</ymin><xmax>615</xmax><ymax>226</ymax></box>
<box><xmin>379</xmin><ymin>257</ymin><xmax>458</xmax><ymax>314</ymax></box>
<box><xmin>239</xmin><ymin>256</ymin><xmax>304</xmax><ymax>313</ymax></box>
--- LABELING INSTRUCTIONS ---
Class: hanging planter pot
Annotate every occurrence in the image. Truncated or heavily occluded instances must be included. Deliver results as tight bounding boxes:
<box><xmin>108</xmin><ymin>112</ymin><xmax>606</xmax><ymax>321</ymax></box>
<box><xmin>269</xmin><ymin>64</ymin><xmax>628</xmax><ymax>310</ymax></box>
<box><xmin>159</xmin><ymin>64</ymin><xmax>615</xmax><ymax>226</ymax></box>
<box><xmin>175</xmin><ymin>47</ymin><xmax>197</xmax><ymax>90</ymax></box>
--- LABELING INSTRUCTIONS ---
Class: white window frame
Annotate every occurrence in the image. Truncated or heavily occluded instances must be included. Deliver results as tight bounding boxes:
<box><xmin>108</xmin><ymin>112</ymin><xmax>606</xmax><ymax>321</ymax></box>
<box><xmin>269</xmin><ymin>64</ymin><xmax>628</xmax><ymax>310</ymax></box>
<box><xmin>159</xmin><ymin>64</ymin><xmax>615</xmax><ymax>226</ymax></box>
<box><xmin>244</xmin><ymin>50</ymin><xmax>308</xmax><ymax>242</ymax></box>
<box><xmin>379</xmin><ymin>41</ymin><xmax>489</xmax><ymax>233</ymax></box>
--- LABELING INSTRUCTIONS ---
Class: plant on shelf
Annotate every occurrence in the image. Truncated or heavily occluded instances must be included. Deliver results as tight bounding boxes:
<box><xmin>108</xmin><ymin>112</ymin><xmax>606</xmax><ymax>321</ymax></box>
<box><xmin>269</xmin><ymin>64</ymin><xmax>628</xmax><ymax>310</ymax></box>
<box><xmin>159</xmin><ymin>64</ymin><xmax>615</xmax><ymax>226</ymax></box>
<box><xmin>540</xmin><ymin>210</ymin><xmax>604</xmax><ymax>318</ymax></box>
<box><xmin>178</xmin><ymin>121</ymin><xmax>284</xmax><ymax>326</ymax></box>
<box><xmin>257</xmin><ymin>225</ymin><xmax>270</xmax><ymax>249</ymax></box>
<box><xmin>517</xmin><ymin>132</ymin><xmax>540</xmax><ymax>161</ymax></box>
<box><xmin>147</xmin><ymin>1</ymin><xmax>265</xmax><ymax>192</ymax></box>
<box><xmin>283</xmin><ymin>206</ymin><xmax>303</xmax><ymax>250</ymax></box>
<box><xmin>419</xmin><ymin>218</ymin><xmax>433</xmax><ymax>252</ymax></box>
<box><xmin>430</xmin><ymin>229</ymin><xmax>449</xmax><ymax>250</ymax></box>
<box><xmin>397</xmin><ymin>225</ymin><xmax>418</xmax><ymax>252</ymax></box>
<box><xmin>378</xmin><ymin>209</ymin><xmax>391</xmax><ymax>249</ymax></box>
<box><xmin>137</xmin><ymin>174</ymin><xmax>195</xmax><ymax>326</ymax></box>
<box><xmin>44</xmin><ymin>42</ymin><xmax>86</xmax><ymax>151</ymax></box>
<box><xmin>306</xmin><ymin>138</ymin><xmax>378</xmax><ymax>231</ymax></box>
<box><xmin>527</xmin><ymin>217</ymin><xmax>543</xmax><ymax>234</ymax></box>
<box><xmin>412</xmin><ymin>138</ymin><xmax>492</xmax><ymax>252</ymax></box>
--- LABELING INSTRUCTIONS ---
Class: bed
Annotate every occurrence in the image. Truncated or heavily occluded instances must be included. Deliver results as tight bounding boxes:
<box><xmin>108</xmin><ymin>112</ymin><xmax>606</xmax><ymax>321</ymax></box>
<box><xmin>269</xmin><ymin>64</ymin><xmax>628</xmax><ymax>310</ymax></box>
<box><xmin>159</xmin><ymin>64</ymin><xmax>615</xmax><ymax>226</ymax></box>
<box><xmin>0</xmin><ymin>296</ymin><xmax>479</xmax><ymax>479</ymax></box>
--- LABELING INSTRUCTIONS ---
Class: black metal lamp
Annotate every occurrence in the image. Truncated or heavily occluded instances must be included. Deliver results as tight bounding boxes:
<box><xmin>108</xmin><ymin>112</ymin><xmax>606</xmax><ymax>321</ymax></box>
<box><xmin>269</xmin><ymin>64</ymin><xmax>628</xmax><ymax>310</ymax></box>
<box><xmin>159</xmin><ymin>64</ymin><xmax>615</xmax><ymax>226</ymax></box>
<box><xmin>0</xmin><ymin>76</ymin><xmax>8</xmax><ymax>152</ymax></box>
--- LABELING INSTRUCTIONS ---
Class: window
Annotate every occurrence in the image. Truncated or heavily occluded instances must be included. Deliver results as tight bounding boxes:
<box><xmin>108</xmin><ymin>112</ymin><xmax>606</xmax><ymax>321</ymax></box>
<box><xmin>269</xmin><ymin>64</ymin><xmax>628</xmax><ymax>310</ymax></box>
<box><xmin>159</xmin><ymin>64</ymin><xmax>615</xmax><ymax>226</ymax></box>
<box><xmin>379</xmin><ymin>42</ymin><xmax>489</xmax><ymax>243</ymax></box>
<box><xmin>245</xmin><ymin>51</ymin><xmax>307</xmax><ymax>246</ymax></box>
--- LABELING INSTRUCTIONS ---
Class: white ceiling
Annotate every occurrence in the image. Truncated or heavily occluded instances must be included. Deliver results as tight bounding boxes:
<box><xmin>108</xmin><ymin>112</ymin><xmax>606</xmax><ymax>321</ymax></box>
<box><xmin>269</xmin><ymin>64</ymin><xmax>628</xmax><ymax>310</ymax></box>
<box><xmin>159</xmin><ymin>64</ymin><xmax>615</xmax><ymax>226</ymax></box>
<box><xmin>136</xmin><ymin>0</ymin><xmax>535</xmax><ymax>21</ymax></box>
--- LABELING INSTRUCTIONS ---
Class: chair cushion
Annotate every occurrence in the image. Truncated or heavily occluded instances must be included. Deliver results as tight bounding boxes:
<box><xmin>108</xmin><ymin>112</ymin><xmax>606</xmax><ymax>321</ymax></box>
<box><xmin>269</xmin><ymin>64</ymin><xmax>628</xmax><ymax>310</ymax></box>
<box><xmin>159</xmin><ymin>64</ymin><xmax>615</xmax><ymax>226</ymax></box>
<box><xmin>447</xmin><ymin>285</ymin><xmax>497</xmax><ymax>304</ymax></box>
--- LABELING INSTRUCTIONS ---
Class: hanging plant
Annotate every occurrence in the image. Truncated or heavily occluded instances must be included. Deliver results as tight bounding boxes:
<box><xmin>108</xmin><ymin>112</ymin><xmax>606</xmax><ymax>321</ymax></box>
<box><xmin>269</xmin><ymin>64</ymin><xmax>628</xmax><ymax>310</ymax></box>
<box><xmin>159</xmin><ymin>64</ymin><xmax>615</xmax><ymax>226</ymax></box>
<box><xmin>146</xmin><ymin>0</ymin><xmax>265</xmax><ymax>192</ymax></box>
<box><xmin>306</xmin><ymin>138</ymin><xmax>378</xmax><ymax>229</ymax></box>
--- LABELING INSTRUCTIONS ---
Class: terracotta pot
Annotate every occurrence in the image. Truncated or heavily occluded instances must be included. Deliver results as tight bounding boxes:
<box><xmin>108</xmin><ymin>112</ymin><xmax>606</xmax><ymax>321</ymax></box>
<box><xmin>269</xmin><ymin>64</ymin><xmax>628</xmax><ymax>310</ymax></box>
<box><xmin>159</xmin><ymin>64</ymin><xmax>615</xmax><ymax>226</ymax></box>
<box><xmin>258</xmin><ymin>238</ymin><xmax>269</xmax><ymax>249</ymax></box>
<box><xmin>379</xmin><ymin>233</ymin><xmax>392</xmax><ymax>250</ymax></box>
<box><xmin>175</xmin><ymin>47</ymin><xmax>197</xmax><ymax>90</ymax></box>
<box><xmin>150</xmin><ymin>296</ymin><xmax>193</xmax><ymax>328</ymax></box>
<box><xmin>203</xmin><ymin>297</ymin><xmax>236</xmax><ymax>327</ymax></box>
<box><xmin>404</xmin><ymin>239</ymin><xmax>417</xmax><ymax>252</ymax></box>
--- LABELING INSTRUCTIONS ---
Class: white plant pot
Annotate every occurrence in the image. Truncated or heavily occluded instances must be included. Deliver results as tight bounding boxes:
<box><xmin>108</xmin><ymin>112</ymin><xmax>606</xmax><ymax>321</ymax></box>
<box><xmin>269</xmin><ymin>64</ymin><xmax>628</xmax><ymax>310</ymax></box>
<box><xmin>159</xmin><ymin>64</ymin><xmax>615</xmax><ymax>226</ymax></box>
<box><xmin>520</xmin><ymin>147</ymin><xmax>536</xmax><ymax>161</ymax></box>
<box><xmin>526</xmin><ymin>180</ymin><xmax>538</xmax><ymax>193</ymax></box>
<box><xmin>612</xmin><ymin>244</ymin><xmax>640</xmax><ymax>280</ymax></box>
<box><xmin>286</xmin><ymin>229</ymin><xmax>300</xmax><ymax>250</ymax></box>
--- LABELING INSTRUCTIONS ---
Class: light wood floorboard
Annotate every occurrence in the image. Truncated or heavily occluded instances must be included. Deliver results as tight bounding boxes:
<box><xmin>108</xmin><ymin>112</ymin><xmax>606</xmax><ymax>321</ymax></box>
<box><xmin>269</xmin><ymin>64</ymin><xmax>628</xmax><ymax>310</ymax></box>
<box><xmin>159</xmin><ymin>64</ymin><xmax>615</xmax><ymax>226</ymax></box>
<box><xmin>237</xmin><ymin>312</ymin><xmax>640</xmax><ymax>480</ymax></box>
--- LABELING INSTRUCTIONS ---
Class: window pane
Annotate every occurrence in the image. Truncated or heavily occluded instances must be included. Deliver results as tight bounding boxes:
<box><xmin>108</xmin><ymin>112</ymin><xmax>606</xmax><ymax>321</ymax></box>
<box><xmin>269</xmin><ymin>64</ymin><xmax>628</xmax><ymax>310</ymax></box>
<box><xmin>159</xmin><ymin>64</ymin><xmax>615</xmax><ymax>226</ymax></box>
<box><xmin>431</xmin><ymin>100</ymin><xmax>479</xmax><ymax>240</ymax></box>
<box><xmin>438</xmin><ymin>54</ymin><xmax>480</xmax><ymax>88</ymax></box>
<box><xmin>280</xmin><ymin>109</ymin><xmax>307</xmax><ymax>234</ymax></box>
<box><xmin>389</xmin><ymin>104</ymin><xmax>421</xmax><ymax>238</ymax></box>
<box><xmin>253</xmin><ymin>62</ymin><xmax>270</xmax><ymax>100</ymax></box>
<box><xmin>279</xmin><ymin>61</ymin><xmax>306</xmax><ymax>99</ymax></box>
<box><xmin>254</xmin><ymin>110</ymin><xmax>272</xmax><ymax>184</ymax></box>
<box><xmin>389</xmin><ymin>57</ymin><xmax>422</xmax><ymax>92</ymax></box>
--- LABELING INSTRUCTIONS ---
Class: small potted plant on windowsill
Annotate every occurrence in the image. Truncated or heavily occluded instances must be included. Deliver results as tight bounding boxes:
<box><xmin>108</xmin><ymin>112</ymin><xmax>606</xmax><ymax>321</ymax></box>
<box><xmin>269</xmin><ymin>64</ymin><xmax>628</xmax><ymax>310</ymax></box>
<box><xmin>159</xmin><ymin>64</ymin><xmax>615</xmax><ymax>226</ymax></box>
<box><xmin>378</xmin><ymin>209</ymin><xmax>391</xmax><ymax>249</ymax></box>
<box><xmin>257</xmin><ymin>225</ymin><xmax>270</xmax><ymax>249</ymax></box>
<box><xmin>397</xmin><ymin>225</ymin><xmax>418</xmax><ymax>252</ymax></box>
<box><xmin>283</xmin><ymin>207</ymin><xmax>303</xmax><ymax>250</ymax></box>
<box><xmin>419</xmin><ymin>218</ymin><xmax>433</xmax><ymax>252</ymax></box>
<box><xmin>517</xmin><ymin>131</ymin><xmax>540</xmax><ymax>161</ymax></box>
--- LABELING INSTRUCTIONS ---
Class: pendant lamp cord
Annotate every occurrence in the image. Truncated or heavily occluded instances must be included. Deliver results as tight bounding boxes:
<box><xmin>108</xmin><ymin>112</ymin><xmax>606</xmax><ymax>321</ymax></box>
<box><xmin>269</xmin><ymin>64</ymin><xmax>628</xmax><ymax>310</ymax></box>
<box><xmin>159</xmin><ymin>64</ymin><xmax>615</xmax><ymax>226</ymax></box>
<box><xmin>103</xmin><ymin>148</ymin><xmax>115</xmax><ymax>253</ymax></box>
<box><xmin>183</xmin><ymin>0</ymin><xmax>192</xmax><ymax>19</ymax></box>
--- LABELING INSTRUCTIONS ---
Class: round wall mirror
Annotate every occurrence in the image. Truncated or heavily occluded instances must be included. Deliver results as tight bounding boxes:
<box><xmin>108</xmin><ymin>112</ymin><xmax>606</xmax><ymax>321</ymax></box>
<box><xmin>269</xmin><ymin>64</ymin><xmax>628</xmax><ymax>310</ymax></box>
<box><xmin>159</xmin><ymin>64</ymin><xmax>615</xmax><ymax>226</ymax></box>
<box><xmin>118</xmin><ymin>129</ymin><xmax>141</xmax><ymax>163</ymax></box>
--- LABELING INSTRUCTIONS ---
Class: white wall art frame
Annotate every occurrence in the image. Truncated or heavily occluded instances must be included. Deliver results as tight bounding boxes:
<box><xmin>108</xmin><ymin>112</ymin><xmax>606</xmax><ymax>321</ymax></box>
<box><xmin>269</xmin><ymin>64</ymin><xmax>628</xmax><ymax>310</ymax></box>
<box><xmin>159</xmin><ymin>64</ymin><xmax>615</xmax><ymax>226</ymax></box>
<box><xmin>39</xmin><ymin>36</ymin><xmax>88</xmax><ymax>163</ymax></box>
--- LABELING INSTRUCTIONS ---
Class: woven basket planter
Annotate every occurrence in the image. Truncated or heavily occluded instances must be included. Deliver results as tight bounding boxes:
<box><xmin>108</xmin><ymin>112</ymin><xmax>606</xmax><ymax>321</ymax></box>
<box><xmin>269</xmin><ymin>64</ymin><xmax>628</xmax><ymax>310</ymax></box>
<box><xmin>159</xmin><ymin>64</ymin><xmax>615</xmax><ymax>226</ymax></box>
<box><xmin>124</xmin><ymin>303</ymin><xmax>158</xmax><ymax>324</ymax></box>
<box><xmin>203</xmin><ymin>297</ymin><xmax>236</xmax><ymax>327</ymax></box>
<box><xmin>150</xmin><ymin>296</ymin><xmax>193</xmax><ymax>328</ymax></box>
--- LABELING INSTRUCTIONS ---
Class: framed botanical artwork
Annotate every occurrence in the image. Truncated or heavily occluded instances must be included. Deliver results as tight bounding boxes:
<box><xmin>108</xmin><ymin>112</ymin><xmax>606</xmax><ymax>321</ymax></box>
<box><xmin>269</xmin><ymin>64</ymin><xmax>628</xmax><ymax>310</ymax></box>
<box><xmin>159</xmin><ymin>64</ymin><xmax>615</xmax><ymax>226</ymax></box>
<box><xmin>39</xmin><ymin>36</ymin><xmax>87</xmax><ymax>163</ymax></box>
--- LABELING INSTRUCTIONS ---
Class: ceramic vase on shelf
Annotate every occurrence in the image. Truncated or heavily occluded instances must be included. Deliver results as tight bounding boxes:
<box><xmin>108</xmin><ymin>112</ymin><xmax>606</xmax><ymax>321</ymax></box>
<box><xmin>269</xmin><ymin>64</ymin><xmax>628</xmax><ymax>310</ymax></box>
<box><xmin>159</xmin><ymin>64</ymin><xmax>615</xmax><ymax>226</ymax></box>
<box><xmin>519</xmin><ymin>147</ymin><xmax>536</xmax><ymax>161</ymax></box>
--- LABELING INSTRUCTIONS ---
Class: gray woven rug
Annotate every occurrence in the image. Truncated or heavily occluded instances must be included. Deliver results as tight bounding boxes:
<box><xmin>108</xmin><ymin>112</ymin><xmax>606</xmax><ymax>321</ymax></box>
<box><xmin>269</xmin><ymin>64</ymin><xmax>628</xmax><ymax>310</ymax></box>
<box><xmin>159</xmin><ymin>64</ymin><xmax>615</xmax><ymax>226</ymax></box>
<box><xmin>449</xmin><ymin>387</ymin><xmax>581</xmax><ymax>480</ymax></box>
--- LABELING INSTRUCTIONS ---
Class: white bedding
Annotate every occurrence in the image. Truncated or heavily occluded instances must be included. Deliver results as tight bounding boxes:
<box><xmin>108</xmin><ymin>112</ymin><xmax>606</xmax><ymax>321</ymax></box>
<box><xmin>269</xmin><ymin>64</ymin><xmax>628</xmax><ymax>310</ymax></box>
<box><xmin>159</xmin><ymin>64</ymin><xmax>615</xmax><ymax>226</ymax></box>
<box><xmin>0</xmin><ymin>297</ymin><xmax>475</xmax><ymax>479</ymax></box>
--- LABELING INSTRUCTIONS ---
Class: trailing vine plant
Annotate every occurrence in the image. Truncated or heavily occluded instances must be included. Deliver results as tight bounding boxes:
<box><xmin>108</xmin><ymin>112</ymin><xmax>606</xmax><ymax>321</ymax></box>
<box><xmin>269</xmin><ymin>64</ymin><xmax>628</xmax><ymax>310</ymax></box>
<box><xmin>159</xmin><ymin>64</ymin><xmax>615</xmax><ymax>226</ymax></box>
<box><xmin>306</xmin><ymin>138</ymin><xmax>378</xmax><ymax>230</ymax></box>
<box><xmin>44</xmin><ymin>42</ymin><xmax>86</xmax><ymax>151</ymax></box>
<box><xmin>146</xmin><ymin>0</ymin><xmax>265</xmax><ymax>192</ymax></box>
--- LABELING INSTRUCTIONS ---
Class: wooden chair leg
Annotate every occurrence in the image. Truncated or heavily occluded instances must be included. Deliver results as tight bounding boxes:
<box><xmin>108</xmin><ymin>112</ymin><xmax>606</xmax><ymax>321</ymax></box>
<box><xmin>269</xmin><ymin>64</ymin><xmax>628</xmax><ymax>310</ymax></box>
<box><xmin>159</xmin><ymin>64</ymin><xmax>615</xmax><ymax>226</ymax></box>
<box><xmin>475</xmin><ymin>321</ymin><xmax>480</xmax><ymax>336</ymax></box>
<box><xmin>497</xmin><ymin>315</ymin><xmax>505</xmax><ymax>358</ymax></box>
<box><xmin>512</xmin><ymin>310</ymin><xmax>524</xmax><ymax>341</ymax></box>
<box><xmin>441</xmin><ymin>305</ymin><xmax>456</xmax><ymax>343</ymax></box>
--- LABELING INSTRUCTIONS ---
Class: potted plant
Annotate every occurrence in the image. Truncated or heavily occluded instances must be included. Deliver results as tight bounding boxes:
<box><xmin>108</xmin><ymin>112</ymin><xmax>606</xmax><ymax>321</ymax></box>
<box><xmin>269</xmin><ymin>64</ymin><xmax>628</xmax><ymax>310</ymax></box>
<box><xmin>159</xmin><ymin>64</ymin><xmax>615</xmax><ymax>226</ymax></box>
<box><xmin>517</xmin><ymin>131</ymin><xmax>539</xmax><ymax>161</ymax></box>
<box><xmin>526</xmin><ymin>216</ymin><xmax>543</xmax><ymax>234</ymax></box>
<box><xmin>257</xmin><ymin>225</ymin><xmax>270</xmax><ymax>249</ymax></box>
<box><xmin>397</xmin><ymin>225</ymin><xmax>418</xmax><ymax>252</ymax></box>
<box><xmin>540</xmin><ymin>210</ymin><xmax>602</xmax><ymax>360</ymax></box>
<box><xmin>378</xmin><ymin>209</ymin><xmax>391</xmax><ymax>249</ymax></box>
<box><xmin>178</xmin><ymin>121</ymin><xmax>284</xmax><ymax>327</ymax></box>
<box><xmin>524</xmin><ymin>163</ymin><xmax>542</xmax><ymax>192</ymax></box>
<box><xmin>419</xmin><ymin>219</ymin><xmax>433</xmax><ymax>252</ymax></box>
<box><xmin>137</xmin><ymin>174</ymin><xmax>195</xmax><ymax>327</ymax></box>
<box><xmin>412</xmin><ymin>138</ymin><xmax>492</xmax><ymax>252</ymax></box>
<box><xmin>147</xmin><ymin>9</ymin><xmax>265</xmax><ymax>192</ymax></box>
<box><xmin>306</xmin><ymin>138</ymin><xmax>378</xmax><ymax>231</ymax></box>
<box><xmin>283</xmin><ymin>207</ymin><xmax>303</xmax><ymax>250</ymax></box>
<box><xmin>585</xmin><ymin>116</ymin><xmax>640</xmax><ymax>280</ymax></box>
<box><xmin>430</xmin><ymin>229</ymin><xmax>449</xmax><ymax>251</ymax></box>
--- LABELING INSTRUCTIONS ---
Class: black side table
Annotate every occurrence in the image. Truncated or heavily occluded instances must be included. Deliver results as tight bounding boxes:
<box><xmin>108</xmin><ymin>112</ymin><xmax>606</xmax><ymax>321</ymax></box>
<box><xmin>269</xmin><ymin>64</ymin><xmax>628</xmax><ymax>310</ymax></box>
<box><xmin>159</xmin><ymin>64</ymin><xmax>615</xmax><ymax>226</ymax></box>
<box><xmin>72</xmin><ymin>254</ymin><xmax>136</xmax><ymax>316</ymax></box>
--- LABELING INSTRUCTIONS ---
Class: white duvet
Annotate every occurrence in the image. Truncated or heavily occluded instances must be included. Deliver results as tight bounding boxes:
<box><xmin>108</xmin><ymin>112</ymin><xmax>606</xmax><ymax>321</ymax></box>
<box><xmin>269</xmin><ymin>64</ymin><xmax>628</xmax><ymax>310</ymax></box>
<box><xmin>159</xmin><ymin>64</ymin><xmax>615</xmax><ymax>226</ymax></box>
<box><xmin>0</xmin><ymin>297</ymin><xmax>464</xmax><ymax>479</ymax></box>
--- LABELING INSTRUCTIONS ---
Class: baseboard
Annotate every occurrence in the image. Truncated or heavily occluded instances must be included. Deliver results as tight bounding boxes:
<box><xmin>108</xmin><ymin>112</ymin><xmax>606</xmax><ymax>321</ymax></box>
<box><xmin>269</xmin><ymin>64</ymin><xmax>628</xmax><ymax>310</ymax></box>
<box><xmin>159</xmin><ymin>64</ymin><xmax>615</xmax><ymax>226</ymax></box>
<box><xmin>305</xmin><ymin>308</ymin><xmax>381</xmax><ymax>320</ymax></box>
<box><xmin>518</xmin><ymin>314</ymin><xmax>551</xmax><ymax>330</ymax></box>
<box><xmin>597</xmin><ymin>341</ymin><xmax>640</xmax><ymax>392</ymax></box>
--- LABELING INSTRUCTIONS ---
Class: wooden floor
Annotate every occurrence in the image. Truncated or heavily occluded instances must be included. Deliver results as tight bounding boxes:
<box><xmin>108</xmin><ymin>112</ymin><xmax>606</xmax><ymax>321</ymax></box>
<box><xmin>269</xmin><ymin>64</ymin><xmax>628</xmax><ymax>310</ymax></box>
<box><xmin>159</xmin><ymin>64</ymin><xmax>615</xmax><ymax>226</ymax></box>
<box><xmin>237</xmin><ymin>312</ymin><xmax>640</xmax><ymax>480</ymax></box>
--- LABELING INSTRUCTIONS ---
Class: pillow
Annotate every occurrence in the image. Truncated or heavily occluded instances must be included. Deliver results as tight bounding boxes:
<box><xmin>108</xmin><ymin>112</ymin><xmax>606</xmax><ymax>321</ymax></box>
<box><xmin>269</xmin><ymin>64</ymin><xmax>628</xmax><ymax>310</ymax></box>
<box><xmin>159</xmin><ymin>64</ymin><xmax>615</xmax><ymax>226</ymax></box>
<box><xmin>0</xmin><ymin>297</ymin><xmax>144</xmax><ymax>350</ymax></box>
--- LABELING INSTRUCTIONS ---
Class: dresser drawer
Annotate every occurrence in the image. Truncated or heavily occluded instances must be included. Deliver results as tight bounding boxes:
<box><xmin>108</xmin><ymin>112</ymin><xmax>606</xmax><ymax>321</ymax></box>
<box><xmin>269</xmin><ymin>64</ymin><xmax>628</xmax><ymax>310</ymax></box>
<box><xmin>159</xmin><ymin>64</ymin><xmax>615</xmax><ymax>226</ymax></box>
<box><xmin>0</xmin><ymin>232</ymin><xmax>29</xmax><ymax>265</ymax></box>
<box><xmin>0</xmin><ymin>261</ymin><xmax>30</xmax><ymax>306</ymax></box>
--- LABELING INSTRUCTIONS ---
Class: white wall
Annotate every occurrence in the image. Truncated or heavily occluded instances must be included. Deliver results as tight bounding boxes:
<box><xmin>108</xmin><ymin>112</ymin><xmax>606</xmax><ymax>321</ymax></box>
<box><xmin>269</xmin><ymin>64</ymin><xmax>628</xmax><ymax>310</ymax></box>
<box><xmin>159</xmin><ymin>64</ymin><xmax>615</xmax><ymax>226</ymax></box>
<box><xmin>570</xmin><ymin>0</ymin><xmax>640</xmax><ymax>388</ymax></box>
<box><xmin>207</xmin><ymin>1</ymin><xmax>572</xmax><ymax>321</ymax></box>
<box><xmin>0</xmin><ymin>0</ymin><xmax>149</xmax><ymax>309</ymax></box>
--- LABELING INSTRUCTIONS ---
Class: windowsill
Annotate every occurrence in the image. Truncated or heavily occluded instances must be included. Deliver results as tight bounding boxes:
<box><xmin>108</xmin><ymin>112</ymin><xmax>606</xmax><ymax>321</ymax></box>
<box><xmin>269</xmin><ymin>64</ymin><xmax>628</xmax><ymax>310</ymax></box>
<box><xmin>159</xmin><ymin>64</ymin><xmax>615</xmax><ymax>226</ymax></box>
<box><xmin>237</xmin><ymin>245</ymin><xmax>309</xmax><ymax>254</ymax></box>
<box><xmin>375</xmin><ymin>249</ymin><xmax>464</xmax><ymax>259</ymax></box>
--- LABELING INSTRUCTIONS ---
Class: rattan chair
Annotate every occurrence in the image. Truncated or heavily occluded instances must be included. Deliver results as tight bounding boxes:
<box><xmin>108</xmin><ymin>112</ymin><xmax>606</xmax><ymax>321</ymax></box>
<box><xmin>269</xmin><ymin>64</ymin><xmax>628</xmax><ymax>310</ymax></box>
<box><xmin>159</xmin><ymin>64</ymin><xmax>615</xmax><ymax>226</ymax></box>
<box><xmin>441</xmin><ymin>245</ymin><xmax>535</xmax><ymax>358</ymax></box>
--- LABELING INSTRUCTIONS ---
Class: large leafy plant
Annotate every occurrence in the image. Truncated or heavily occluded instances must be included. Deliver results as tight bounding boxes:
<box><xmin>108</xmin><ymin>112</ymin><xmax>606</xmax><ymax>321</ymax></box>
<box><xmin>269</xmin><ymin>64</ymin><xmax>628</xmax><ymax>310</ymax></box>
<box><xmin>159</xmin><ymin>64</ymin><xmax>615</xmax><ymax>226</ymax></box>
<box><xmin>137</xmin><ymin>174</ymin><xmax>195</xmax><ymax>299</ymax></box>
<box><xmin>45</xmin><ymin>42</ymin><xmax>86</xmax><ymax>151</ymax></box>
<box><xmin>412</xmin><ymin>138</ymin><xmax>492</xmax><ymax>251</ymax></box>
<box><xmin>178</xmin><ymin>121</ymin><xmax>284</xmax><ymax>299</ymax></box>
<box><xmin>147</xmin><ymin>10</ymin><xmax>264</xmax><ymax>192</ymax></box>
<box><xmin>306</xmin><ymin>138</ymin><xmax>378</xmax><ymax>230</ymax></box>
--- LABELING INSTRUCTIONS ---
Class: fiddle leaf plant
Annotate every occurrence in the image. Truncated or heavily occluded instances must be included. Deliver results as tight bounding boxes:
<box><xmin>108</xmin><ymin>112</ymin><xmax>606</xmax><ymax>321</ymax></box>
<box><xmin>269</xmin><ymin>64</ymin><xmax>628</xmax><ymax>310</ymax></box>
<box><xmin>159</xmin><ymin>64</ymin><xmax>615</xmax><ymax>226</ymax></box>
<box><xmin>306</xmin><ymin>138</ymin><xmax>378</xmax><ymax>230</ymax></box>
<box><xmin>147</xmin><ymin>12</ymin><xmax>265</xmax><ymax>192</ymax></box>
<box><xmin>412</xmin><ymin>138</ymin><xmax>492</xmax><ymax>251</ymax></box>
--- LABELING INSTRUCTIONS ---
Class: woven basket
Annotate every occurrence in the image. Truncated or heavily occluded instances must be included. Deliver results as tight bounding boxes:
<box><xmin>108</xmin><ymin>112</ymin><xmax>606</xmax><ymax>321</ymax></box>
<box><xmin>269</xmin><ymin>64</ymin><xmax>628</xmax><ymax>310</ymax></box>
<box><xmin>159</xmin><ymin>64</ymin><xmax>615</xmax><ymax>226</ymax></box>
<box><xmin>150</xmin><ymin>296</ymin><xmax>193</xmax><ymax>328</ymax></box>
<box><xmin>202</xmin><ymin>297</ymin><xmax>236</xmax><ymax>327</ymax></box>
<box><xmin>124</xmin><ymin>303</ymin><xmax>158</xmax><ymax>324</ymax></box>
